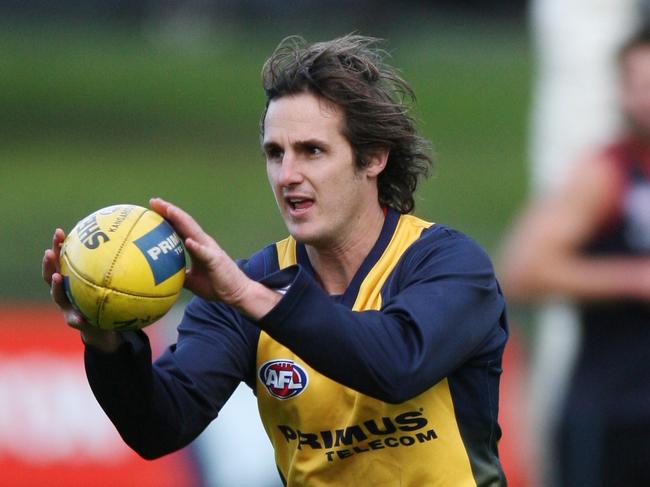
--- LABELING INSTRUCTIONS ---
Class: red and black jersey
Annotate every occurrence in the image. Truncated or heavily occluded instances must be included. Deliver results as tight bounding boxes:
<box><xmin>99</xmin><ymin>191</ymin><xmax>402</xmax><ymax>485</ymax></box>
<box><xmin>575</xmin><ymin>138</ymin><xmax>650</xmax><ymax>421</ymax></box>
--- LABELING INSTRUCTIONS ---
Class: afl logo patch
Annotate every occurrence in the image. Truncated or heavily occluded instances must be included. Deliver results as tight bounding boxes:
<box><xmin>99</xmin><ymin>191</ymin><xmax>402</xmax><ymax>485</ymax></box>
<box><xmin>259</xmin><ymin>359</ymin><xmax>309</xmax><ymax>400</ymax></box>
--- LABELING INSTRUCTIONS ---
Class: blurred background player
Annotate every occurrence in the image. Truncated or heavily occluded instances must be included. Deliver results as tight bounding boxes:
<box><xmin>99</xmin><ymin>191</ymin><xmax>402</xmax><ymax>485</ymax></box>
<box><xmin>500</xmin><ymin>24</ymin><xmax>650</xmax><ymax>486</ymax></box>
<box><xmin>509</xmin><ymin>0</ymin><xmax>640</xmax><ymax>485</ymax></box>
<box><xmin>43</xmin><ymin>35</ymin><xmax>509</xmax><ymax>485</ymax></box>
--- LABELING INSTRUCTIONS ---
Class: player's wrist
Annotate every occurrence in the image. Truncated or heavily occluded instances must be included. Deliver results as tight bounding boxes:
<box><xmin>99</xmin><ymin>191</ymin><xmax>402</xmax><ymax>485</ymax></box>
<box><xmin>80</xmin><ymin>327</ymin><xmax>123</xmax><ymax>353</ymax></box>
<box><xmin>230</xmin><ymin>280</ymin><xmax>283</xmax><ymax>321</ymax></box>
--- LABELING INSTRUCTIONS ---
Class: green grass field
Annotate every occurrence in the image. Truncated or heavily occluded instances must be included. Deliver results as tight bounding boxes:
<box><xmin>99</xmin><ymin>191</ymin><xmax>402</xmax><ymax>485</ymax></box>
<box><xmin>0</xmin><ymin>20</ymin><xmax>532</xmax><ymax>301</ymax></box>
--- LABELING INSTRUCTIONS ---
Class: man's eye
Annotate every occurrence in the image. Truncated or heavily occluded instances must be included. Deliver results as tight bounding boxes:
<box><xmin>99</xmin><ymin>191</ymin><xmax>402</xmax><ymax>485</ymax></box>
<box><xmin>307</xmin><ymin>146</ymin><xmax>322</xmax><ymax>155</ymax></box>
<box><xmin>266</xmin><ymin>148</ymin><xmax>283</xmax><ymax>160</ymax></box>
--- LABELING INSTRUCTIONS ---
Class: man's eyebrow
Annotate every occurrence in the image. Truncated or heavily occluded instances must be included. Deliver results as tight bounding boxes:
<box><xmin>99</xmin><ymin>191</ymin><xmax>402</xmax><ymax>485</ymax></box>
<box><xmin>293</xmin><ymin>138</ymin><xmax>330</xmax><ymax>150</ymax></box>
<box><xmin>262</xmin><ymin>138</ymin><xmax>330</xmax><ymax>151</ymax></box>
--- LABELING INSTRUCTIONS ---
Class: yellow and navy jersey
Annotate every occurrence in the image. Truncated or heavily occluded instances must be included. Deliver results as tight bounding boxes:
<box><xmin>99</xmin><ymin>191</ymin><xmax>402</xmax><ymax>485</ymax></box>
<box><xmin>84</xmin><ymin>208</ymin><xmax>508</xmax><ymax>486</ymax></box>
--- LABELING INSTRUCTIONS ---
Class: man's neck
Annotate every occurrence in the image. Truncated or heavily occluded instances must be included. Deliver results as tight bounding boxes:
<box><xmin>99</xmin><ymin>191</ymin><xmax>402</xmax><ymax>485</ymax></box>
<box><xmin>305</xmin><ymin>206</ymin><xmax>386</xmax><ymax>296</ymax></box>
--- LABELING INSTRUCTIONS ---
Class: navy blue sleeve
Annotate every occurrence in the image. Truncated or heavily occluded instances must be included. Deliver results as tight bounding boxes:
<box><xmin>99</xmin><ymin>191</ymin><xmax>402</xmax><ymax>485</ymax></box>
<box><xmin>258</xmin><ymin>227</ymin><xmax>508</xmax><ymax>404</ymax></box>
<box><xmin>83</xmin><ymin>244</ymin><xmax>275</xmax><ymax>459</ymax></box>
<box><xmin>84</xmin><ymin>297</ymin><xmax>259</xmax><ymax>459</ymax></box>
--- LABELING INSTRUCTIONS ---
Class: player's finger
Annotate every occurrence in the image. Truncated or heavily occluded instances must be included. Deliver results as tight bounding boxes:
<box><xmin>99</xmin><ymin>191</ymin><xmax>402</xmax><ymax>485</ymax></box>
<box><xmin>150</xmin><ymin>197</ymin><xmax>214</xmax><ymax>246</ymax></box>
<box><xmin>149</xmin><ymin>196</ymin><xmax>172</xmax><ymax>217</ymax></box>
<box><xmin>43</xmin><ymin>248</ymin><xmax>58</xmax><ymax>284</ymax></box>
<box><xmin>50</xmin><ymin>272</ymin><xmax>71</xmax><ymax>308</ymax></box>
<box><xmin>63</xmin><ymin>311</ymin><xmax>86</xmax><ymax>330</ymax></box>
<box><xmin>44</xmin><ymin>228</ymin><xmax>67</xmax><ymax>285</ymax></box>
<box><xmin>184</xmin><ymin>237</ymin><xmax>219</xmax><ymax>270</ymax></box>
<box><xmin>150</xmin><ymin>197</ymin><xmax>202</xmax><ymax>237</ymax></box>
<box><xmin>50</xmin><ymin>273</ymin><xmax>87</xmax><ymax>328</ymax></box>
<box><xmin>51</xmin><ymin>228</ymin><xmax>66</xmax><ymax>259</ymax></box>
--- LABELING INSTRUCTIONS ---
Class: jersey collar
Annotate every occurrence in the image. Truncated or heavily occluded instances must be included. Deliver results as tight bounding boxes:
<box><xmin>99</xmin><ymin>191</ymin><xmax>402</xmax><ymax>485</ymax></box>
<box><xmin>296</xmin><ymin>207</ymin><xmax>400</xmax><ymax>308</ymax></box>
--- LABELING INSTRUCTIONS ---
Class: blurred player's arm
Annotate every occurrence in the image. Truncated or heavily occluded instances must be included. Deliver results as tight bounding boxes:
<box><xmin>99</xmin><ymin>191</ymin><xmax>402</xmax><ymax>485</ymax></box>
<box><xmin>499</xmin><ymin>152</ymin><xmax>650</xmax><ymax>302</ymax></box>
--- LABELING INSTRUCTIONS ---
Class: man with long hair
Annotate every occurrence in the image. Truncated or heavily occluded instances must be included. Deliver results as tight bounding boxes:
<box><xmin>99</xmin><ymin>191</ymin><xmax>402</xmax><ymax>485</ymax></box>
<box><xmin>44</xmin><ymin>34</ymin><xmax>508</xmax><ymax>486</ymax></box>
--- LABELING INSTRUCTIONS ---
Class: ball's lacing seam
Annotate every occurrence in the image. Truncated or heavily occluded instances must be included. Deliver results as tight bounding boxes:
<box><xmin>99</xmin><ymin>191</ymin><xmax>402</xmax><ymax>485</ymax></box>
<box><xmin>98</xmin><ymin>209</ymin><xmax>150</xmax><ymax>323</ymax></box>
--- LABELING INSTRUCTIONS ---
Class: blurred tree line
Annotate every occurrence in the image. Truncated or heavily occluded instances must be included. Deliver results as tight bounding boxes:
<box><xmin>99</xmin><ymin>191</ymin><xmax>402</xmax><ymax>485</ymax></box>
<box><xmin>0</xmin><ymin>0</ymin><xmax>528</xmax><ymax>27</ymax></box>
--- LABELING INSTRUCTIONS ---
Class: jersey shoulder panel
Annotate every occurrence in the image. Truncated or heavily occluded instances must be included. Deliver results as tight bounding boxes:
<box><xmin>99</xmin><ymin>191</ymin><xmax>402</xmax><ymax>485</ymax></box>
<box><xmin>237</xmin><ymin>243</ymin><xmax>280</xmax><ymax>280</ymax></box>
<box><xmin>388</xmin><ymin>223</ymin><xmax>496</xmax><ymax>289</ymax></box>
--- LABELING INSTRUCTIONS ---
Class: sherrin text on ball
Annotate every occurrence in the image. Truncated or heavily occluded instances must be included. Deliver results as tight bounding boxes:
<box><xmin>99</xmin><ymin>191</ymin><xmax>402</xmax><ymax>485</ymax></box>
<box><xmin>60</xmin><ymin>204</ymin><xmax>186</xmax><ymax>330</ymax></box>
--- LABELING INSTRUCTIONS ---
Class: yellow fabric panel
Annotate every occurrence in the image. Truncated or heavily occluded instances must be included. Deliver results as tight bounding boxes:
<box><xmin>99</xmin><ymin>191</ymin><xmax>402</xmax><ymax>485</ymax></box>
<box><xmin>352</xmin><ymin>214</ymin><xmax>434</xmax><ymax>311</ymax></box>
<box><xmin>275</xmin><ymin>236</ymin><xmax>297</xmax><ymax>270</ymax></box>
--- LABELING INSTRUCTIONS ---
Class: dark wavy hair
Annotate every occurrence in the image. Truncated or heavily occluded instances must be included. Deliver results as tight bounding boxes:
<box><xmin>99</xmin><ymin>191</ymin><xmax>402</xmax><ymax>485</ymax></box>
<box><xmin>260</xmin><ymin>34</ymin><xmax>433</xmax><ymax>214</ymax></box>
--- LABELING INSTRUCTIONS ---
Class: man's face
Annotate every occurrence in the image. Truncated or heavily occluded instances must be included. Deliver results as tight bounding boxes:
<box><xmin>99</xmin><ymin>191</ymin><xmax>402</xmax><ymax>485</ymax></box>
<box><xmin>263</xmin><ymin>92</ymin><xmax>379</xmax><ymax>247</ymax></box>
<box><xmin>621</xmin><ymin>46</ymin><xmax>650</xmax><ymax>139</ymax></box>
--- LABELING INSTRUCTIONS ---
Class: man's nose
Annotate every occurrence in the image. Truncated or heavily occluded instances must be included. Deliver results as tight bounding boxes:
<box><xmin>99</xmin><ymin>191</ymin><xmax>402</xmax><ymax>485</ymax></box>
<box><xmin>278</xmin><ymin>153</ymin><xmax>304</xmax><ymax>186</ymax></box>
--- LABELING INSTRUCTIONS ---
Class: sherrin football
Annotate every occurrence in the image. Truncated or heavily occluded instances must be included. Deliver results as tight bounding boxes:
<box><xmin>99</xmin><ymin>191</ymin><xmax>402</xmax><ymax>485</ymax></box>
<box><xmin>60</xmin><ymin>204</ymin><xmax>186</xmax><ymax>331</ymax></box>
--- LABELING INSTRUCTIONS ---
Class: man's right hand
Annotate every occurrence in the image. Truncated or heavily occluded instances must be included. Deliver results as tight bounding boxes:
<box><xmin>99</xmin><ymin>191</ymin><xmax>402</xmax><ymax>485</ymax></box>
<box><xmin>42</xmin><ymin>228</ymin><xmax>123</xmax><ymax>352</ymax></box>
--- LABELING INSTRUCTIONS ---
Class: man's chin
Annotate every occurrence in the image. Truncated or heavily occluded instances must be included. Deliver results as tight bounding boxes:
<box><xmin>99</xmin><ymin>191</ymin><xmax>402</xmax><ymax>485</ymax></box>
<box><xmin>286</xmin><ymin>224</ymin><xmax>326</xmax><ymax>247</ymax></box>
<box><xmin>289</xmin><ymin>230</ymin><xmax>317</xmax><ymax>245</ymax></box>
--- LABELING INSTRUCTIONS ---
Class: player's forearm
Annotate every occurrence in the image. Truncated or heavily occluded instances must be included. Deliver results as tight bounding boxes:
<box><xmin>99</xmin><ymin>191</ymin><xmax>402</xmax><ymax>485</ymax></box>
<box><xmin>84</xmin><ymin>331</ymin><xmax>205</xmax><ymax>459</ymax></box>
<box><xmin>502</xmin><ymin>254</ymin><xmax>650</xmax><ymax>302</ymax></box>
<box><xmin>84</xmin><ymin>332</ymin><xmax>163</xmax><ymax>455</ymax></box>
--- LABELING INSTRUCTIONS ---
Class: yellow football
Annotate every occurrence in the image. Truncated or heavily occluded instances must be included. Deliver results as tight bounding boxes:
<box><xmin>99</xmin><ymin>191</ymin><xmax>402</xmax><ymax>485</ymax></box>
<box><xmin>59</xmin><ymin>204</ymin><xmax>186</xmax><ymax>330</ymax></box>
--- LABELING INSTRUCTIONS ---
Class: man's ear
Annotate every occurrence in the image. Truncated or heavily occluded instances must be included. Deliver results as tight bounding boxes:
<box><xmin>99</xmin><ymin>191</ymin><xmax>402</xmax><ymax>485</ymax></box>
<box><xmin>365</xmin><ymin>149</ymin><xmax>389</xmax><ymax>178</ymax></box>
